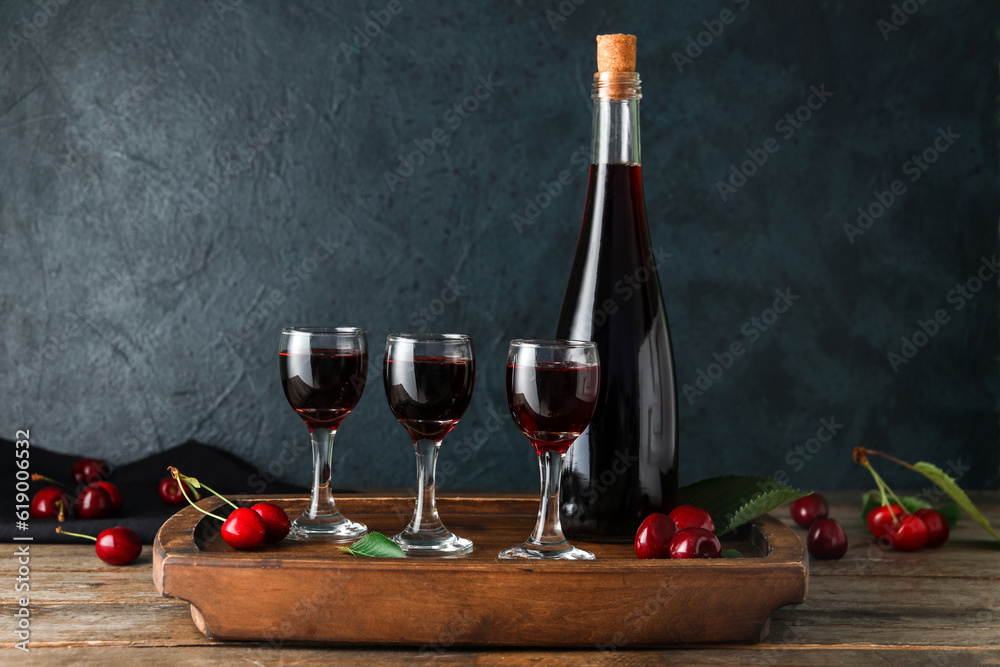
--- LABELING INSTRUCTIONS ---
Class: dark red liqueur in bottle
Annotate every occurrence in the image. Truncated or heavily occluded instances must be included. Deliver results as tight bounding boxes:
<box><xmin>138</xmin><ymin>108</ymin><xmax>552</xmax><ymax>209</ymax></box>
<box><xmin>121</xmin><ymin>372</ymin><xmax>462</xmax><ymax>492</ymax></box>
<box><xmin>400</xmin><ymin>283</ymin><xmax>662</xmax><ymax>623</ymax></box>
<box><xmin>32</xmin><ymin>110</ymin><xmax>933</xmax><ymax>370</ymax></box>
<box><xmin>556</xmin><ymin>38</ymin><xmax>678</xmax><ymax>543</ymax></box>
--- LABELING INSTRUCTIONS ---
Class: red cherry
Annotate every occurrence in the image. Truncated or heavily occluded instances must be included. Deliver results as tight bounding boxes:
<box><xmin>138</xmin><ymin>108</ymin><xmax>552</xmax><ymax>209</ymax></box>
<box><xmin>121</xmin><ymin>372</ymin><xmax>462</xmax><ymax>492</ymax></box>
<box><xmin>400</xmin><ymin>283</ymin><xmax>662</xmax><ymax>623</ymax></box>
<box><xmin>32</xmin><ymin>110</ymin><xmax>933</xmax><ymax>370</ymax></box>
<box><xmin>867</xmin><ymin>503</ymin><xmax>904</xmax><ymax>538</ymax></box>
<box><xmin>807</xmin><ymin>518</ymin><xmax>848</xmax><ymax>559</ymax></box>
<box><xmin>668</xmin><ymin>528</ymin><xmax>722</xmax><ymax>559</ymax></box>
<box><xmin>668</xmin><ymin>505</ymin><xmax>715</xmax><ymax>533</ymax></box>
<box><xmin>96</xmin><ymin>527</ymin><xmax>142</xmax><ymax>565</ymax></box>
<box><xmin>159</xmin><ymin>477</ymin><xmax>200</xmax><ymax>505</ymax></box>
<box><xmin>72</xmin><ymin>458</ymin><xmax>110</xmax><ymax>484</ymax></box>
<box><xmin>75</xmin><ymin>485</ymin><xmax>113</xmax><ymax>519</ymax></box>
<box><xmin>30</xmin><ymin>487</ymin><xmax>70</xmax><ymax>519</ymax></box>
<box><xmin>790</xmin><ymin>494</ymin><xmax>828</xmax><ymax>528</ymax></box>
<box><xmin>884</xmin><ymin>514</ymin><xmax>929</xmax><ymax>552</ymax></box>
<box><xmin>221</xmin><ymin>507</ymin><xmax>266</xmax><ymax>550</ymax></box>
<box><xmin>251</xmin><ymin>503</ymin><xmax>291</xmax><ymax>544</ymax></box>
<box><xmin>88</xmin><ymin>481</ymin><xmax>122</xmax><ymax>512</ymax></box>
<box><xmin>56</xmin><ymin>526</ymin><xmax>141</xmax><ymax>565</ymax></box>
<box><xmin>914</xmin><ymin>508</ymin><xmax>949</xmax><ymax>548</ymax></box>
<box><xmin>634</xmin><ymin>513</ymin><xmax>678</xmax><ymax>559</ymax></box>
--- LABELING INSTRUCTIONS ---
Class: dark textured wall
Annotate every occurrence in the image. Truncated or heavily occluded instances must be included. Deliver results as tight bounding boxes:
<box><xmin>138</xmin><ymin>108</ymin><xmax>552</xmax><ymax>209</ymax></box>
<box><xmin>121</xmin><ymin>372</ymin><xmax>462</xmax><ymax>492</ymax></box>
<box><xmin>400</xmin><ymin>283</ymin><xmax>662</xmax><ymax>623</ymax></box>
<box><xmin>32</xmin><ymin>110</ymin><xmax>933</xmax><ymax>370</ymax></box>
<box><xmin>2</xmin><ymin>0</ymin><xmax>997</xmax><ymax>492</ymax></box>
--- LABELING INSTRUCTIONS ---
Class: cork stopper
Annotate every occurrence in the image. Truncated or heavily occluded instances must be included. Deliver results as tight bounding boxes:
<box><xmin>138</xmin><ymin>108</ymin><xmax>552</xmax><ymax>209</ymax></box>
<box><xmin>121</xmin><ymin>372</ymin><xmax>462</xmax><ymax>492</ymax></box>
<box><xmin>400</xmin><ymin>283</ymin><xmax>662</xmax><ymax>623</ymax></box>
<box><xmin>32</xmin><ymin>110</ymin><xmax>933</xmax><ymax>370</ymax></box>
<box><xmin>596</xmin><ymin>34</ymin><xmax>636</xmax><ymax>72</ymax></box>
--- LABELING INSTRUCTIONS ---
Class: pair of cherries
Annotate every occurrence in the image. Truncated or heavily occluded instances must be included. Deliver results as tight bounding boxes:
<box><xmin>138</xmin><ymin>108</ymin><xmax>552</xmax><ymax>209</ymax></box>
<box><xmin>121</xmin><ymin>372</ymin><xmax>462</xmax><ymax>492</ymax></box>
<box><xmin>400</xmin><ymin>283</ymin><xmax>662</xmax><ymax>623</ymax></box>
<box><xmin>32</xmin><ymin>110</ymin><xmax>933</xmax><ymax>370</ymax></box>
<box><xmin>634</xmin><ymin>505</ymin><xmax>722</xmax><ymax>559</ymax></box>
<box><xmin>167</xmin><ymin>467</ymin><xmax>291</xmax><ymax>549</ymax></box>
<box><xmin>790</xmin><ymin>494</ymin><xmax>848</xmax><ymax>560</ymax></box>
<box><xmin>30</xmin><ymin>458</ymin><xmax>122</xmax><ymax>520</ymax></box>
<box><xmin>866</xmin><ymin>503</ymin><xmax>949</xmax><ymax>551</ymax></box>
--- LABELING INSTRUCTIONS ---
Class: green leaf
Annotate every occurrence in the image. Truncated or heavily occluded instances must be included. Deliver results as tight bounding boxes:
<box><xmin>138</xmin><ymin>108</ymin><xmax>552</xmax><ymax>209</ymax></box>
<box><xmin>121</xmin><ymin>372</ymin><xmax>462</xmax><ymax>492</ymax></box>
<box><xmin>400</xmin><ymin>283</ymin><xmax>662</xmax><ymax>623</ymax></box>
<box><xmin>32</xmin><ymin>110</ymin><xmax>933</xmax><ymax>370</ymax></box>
<box><xmin>720</xmin><ymin>549</ymin><xmax>743</xmax><ymax>558</ymax></box>
<box><xmin>911</xmin><ymin>462</ymin><xmax>999</xmax><ymax>541</ymax></box>
<box><xmin>936</xmin><ymin>502</ymin><xmax>960</xmax><ymax>527</ymax></box>
<box><xmin>899</xmin><ymin>496</ymin><xmax>932</xmax><ymax>514</ymax></box>
<box><xmin>678</xmin><ymin>475</ymin><xmax>809</xmax><ymax>536</ymax></box>
<box><xmin>860</xmin><ymin>490</ymin><xmax>880</xmax><ymax>524</ymax></box>
<box><xmin>338</xmin><ymin>532</ymin><xmax>405</xmax><ymax>558</ymax></box>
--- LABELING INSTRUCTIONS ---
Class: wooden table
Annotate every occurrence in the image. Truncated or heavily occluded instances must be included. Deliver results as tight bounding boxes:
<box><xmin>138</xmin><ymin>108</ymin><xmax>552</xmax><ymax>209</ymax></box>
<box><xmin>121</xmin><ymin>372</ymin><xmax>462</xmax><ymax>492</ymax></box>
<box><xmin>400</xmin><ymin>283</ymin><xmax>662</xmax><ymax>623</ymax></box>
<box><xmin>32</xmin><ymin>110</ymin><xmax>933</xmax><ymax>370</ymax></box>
<box><xmin>3</xmin><ymin>491</ymin><xmax>999</xmax><ymax>665</ymax></box>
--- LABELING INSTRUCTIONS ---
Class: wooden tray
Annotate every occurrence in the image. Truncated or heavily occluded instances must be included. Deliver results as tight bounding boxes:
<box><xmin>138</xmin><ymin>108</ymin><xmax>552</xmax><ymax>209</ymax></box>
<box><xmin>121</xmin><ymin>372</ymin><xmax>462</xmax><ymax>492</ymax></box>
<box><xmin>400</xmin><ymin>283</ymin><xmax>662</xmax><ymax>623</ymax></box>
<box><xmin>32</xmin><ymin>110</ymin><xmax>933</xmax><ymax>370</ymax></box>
<box><xmin>153</xmin><ymin>495</ymin><xmax>808</xmax><ymax>646</ymax></box>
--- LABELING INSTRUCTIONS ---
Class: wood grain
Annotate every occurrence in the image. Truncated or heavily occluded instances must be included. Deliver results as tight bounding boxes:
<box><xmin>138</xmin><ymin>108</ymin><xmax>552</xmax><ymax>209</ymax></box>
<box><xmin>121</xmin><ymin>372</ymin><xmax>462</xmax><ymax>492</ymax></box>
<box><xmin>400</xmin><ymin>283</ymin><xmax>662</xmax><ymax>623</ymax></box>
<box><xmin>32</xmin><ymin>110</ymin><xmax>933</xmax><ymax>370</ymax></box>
<box><xmin>152</xmin><ymin>495</ymin><xmax>807</xmax><ymax>646</ymax></box>
<box><xmin>1</xmin><ymin>493</ymin><xmax>998</xmax><ymax>665</ymax></box>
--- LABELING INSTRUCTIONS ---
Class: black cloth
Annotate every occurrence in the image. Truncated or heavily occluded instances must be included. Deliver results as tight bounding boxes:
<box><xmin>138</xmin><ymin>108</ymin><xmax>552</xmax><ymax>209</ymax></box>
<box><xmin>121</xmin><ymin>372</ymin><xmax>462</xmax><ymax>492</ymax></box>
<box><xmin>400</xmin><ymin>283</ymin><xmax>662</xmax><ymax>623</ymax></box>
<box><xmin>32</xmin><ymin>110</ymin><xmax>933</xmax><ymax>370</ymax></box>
<box><xmin>1</xmin><ymin>440</ymin><xmax>306</xmax><ymax>543</ymax></box>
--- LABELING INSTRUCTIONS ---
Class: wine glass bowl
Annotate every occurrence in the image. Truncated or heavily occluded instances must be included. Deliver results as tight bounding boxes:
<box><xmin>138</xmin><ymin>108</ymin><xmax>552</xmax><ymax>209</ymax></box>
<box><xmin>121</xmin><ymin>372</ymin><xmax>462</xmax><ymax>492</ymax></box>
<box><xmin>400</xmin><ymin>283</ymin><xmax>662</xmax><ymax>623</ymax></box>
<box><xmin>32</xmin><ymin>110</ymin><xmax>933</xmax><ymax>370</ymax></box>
<box><xmin>279</xmin><ymin>327</ymin><xmax>368</xmax><ymax>542</ymax></box>
<box><xmin>383</xmin><ymin>333</ymin><xmax>475</xmax><ymax>557</ymax></box>
<box><xmin>501</xmin><ymin>339</ymin><xmax>599</xmax><ymax>561</ymax></box>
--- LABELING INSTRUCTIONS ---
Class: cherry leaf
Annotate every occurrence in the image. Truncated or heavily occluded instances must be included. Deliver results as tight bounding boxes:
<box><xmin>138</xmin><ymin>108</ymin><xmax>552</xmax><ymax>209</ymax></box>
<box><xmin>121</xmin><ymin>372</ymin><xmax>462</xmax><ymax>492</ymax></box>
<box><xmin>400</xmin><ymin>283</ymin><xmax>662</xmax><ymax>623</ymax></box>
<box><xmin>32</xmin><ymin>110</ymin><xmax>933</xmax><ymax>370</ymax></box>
<box><xmin>338</xmin><ymin>532</ymin><xmax>405</xmax><ymax>558</ymax></box>
<box><xmin>679</xmin><ymin>475</ymin><xmax>809</xmax><ymax>536</ymax></box>
<box><xmin>911</xmin><ymin>462</ymin><xmax>999</xmax><ymax>541</ymax></box>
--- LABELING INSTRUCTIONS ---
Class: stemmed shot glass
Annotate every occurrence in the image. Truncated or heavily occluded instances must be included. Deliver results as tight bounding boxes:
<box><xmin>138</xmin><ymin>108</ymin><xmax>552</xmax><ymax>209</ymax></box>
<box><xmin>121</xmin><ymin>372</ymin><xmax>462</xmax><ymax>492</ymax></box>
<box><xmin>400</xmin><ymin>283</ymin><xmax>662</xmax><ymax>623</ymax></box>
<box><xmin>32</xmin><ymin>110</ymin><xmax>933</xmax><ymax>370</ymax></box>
<box><xmin>501</xmin><ymin>339</ymin><xmax>600</xmax><ymax>560</ymax></box>
<box><xmin>279</xmin><ymin>327</ymin><xmax>368</xmax><ymax>542</ymax></box>
<box><xmin>383</xmin><ymin>334</ymin><xmax>475</xmax><ymax>556</ymax></box>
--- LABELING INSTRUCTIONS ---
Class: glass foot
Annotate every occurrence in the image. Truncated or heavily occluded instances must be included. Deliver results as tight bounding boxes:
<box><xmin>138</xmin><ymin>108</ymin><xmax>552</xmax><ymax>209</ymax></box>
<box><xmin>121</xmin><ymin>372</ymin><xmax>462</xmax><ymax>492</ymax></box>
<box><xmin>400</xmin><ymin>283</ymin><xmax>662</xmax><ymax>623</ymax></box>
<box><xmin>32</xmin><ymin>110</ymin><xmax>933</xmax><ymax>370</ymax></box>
<box><xmin>288</xmin><ymin>513</ymin><xmax>367</xmax><ymax>543</ymax></box>
<box><xmin>391</xmin><ymin>528</ymin><xmax>473</xmax><ymax>557</ymax></box>
<box><xmin>498</xmin><ymin>541</ymin><xmax>595</xmax><ymax>561</ymax></box>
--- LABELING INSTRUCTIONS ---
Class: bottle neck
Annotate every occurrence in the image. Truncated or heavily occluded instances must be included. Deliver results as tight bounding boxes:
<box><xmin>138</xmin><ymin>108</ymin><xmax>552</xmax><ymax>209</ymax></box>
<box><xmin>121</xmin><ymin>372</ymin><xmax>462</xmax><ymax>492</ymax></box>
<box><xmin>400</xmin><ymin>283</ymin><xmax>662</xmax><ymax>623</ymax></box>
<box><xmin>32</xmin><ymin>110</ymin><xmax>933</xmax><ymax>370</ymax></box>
<box><xmin>591</xmin><ymin>72</ymin><xmax>641</xmax><ymax>166</ymax></box>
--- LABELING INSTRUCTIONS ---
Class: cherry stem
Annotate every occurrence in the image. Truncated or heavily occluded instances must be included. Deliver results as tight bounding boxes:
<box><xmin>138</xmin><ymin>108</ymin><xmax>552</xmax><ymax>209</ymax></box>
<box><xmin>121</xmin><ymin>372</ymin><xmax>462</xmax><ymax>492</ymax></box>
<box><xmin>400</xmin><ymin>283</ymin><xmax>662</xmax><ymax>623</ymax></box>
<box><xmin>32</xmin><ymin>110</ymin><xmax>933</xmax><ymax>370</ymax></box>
<box><xmin>55</xmin><ymin>526</ymin><xmax>96</xmax><ymax>542</ymax></box>
<box><xmin>168</xmin><ymin>466</ymin><xmax>237</xmax><ymax>510</ymax></box>
<box><xmin>192</xmin><ymin>480</ymin><xmax>237</xmax><ymax>510</ymax></box>
<box><xmin>856</xmin><ymin>447</ymin><xmax>917</xmax><ymax>471</ymax></box>
<box><xmin>859</xmin><ymin>459</ymin><xmax>902</xmax><ymax>523</ymax></box>
<box><xmin>168</xmin><ymin>467</ymin><xmax>225</xmax><ymax>521</ymax></box>
<box><xmin>31</xmin><ymin>474</ymin><xmax>71</xmax><ymax>489</ymax></box>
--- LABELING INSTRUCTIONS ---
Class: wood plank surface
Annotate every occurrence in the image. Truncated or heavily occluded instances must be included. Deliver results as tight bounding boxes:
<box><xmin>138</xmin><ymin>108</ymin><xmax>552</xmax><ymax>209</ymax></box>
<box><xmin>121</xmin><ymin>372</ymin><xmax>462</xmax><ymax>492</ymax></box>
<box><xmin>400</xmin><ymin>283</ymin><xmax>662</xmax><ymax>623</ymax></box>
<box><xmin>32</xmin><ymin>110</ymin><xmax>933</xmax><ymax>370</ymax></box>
<box><xmin>2</xmin><ymin>492</ymin><xmax>998</xmax><ymax>665</ymax></box>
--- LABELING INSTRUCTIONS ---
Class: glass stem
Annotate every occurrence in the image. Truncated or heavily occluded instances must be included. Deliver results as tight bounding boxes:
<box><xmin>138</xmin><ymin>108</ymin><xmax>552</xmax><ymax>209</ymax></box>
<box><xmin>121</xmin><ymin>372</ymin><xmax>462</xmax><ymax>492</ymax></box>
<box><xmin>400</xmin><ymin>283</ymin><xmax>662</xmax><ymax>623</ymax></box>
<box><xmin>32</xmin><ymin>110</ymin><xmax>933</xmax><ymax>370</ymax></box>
<box><xmin>305</xmin><ymin>427</ymin><xmax>340</xmax><ymax>519</ymax></box>
<box><xmin>409</xmin><ymin>439</ymin><xmax>444</xmax><ymax>534</ymax></box>
<box><xmin>530</xmin><ymin>450</ymin><xmax>568</xmax><ymax>547</ymax></box>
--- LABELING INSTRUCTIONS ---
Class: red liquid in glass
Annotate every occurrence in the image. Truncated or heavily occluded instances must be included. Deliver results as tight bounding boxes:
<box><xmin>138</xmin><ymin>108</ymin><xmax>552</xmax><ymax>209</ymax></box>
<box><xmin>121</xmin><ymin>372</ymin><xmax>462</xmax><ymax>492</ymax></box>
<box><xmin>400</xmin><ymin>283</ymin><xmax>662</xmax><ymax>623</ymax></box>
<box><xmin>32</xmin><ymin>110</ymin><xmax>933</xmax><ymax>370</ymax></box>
<box><xmin>506</xmin><ymin>361</ymin><xmax>600</xmax><ymax>454</ymax></box>
<box><xmin>384</xmin><ymin>356</ymin><xmax>474</xmax><ymax>441</ymax></box>
<box><xmin>279</xmin><ymin>350</ymin><xmax>368</xmax><ymax>429</ymax></box>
